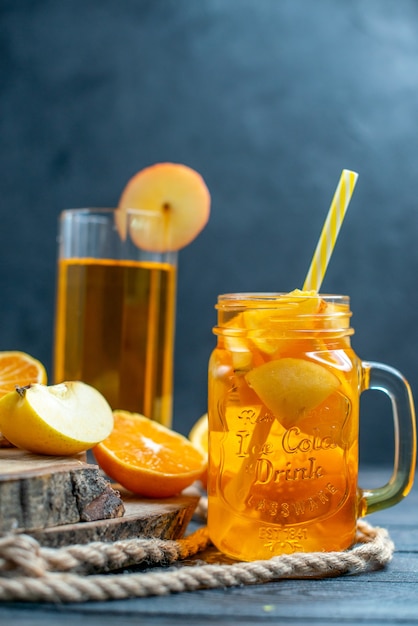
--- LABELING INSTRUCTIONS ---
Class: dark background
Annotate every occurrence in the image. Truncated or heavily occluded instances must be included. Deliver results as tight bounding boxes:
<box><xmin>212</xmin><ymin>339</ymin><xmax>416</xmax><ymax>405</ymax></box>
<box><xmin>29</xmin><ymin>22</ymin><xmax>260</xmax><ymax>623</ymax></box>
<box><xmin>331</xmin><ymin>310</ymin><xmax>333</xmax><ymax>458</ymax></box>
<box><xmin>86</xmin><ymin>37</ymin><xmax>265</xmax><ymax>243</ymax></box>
<box><xmin>1</xmin><ymin>0</ymin><xmax>418</xmax><ymax>464</ymax></box>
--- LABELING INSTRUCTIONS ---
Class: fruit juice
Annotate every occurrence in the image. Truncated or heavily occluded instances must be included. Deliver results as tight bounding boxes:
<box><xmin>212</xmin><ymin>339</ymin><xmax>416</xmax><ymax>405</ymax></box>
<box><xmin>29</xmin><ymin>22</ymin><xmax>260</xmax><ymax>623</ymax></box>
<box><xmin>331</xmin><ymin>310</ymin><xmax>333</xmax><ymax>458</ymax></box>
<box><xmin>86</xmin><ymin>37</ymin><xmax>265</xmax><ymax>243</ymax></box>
<box><xmin>208</xmin><ymin>292</ymin><xmax>361</xmax><ymax>560</ymax></box>
<box><xmin>54</xmin><ymin>258</ymin><xmax>176</xmax><ymax>426</ymax></box>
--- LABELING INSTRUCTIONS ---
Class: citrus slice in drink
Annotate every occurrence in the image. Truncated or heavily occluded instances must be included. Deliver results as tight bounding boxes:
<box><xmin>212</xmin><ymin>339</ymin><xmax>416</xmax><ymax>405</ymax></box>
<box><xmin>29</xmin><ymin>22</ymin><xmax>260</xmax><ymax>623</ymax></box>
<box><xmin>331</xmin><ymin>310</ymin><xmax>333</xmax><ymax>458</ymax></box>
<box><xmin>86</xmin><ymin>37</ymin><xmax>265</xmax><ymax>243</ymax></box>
<box><xmin>93</xmin><ymin>410</ymin><xmax>207</xmax><ymax>497</ymax></box>
<box><xmin>243</xmin><ymin>290</ymin><xmax>321</xmax><ymax>355</ymax></box>
<box><xmin>245</xmin><ymin>357</ymin><xmax>340</xmax><ymax>429</ymax></box>
<box><xmin>0</xmin><ymin>381</ymin><xmax>114</xmax><ymax>455</ymax></box>
<box><xmin>0</xmin><ymin>351</ymin><xmax>47</xmax><ymax>398</ymax></box>
<box><xmin>117</xmin><ymin>162</ymin><xmax>211</xmax><ymax>252</ymax></box>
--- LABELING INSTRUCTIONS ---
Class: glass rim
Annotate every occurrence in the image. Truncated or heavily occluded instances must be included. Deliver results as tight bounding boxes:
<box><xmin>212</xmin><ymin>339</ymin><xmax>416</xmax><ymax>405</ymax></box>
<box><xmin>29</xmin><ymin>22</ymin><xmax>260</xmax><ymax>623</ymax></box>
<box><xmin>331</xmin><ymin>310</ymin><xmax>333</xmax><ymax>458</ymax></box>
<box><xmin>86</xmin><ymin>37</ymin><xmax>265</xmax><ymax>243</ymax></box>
<box><xmin>214</xmin><ymin>292</ymin><xmax>353</xmax><ymax>335</ymax></box>
<box><xmin>60</xmin><ymin>207</ymin><xmax>163</xmax><ymax>217</ymax></box>
<box><xmin>57</xmin><ymin>207</ymin><xmax>178</xmax><ymax>262</ymax></box>
<box><xmin>217</xmin><ymin>292</ymin><xmax>349</xmax><ymax>304</ymax></box>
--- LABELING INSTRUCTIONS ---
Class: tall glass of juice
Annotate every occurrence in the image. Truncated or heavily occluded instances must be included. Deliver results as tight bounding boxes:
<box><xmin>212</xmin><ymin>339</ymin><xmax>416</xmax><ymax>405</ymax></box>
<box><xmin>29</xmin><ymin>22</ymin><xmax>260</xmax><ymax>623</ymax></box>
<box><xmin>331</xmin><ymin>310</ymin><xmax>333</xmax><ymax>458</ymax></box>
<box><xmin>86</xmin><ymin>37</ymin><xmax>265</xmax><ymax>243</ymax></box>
<box><xmin>53</xmin><ymin>208</ymin><xmax>177</xmax><ymax>427</ymax></box>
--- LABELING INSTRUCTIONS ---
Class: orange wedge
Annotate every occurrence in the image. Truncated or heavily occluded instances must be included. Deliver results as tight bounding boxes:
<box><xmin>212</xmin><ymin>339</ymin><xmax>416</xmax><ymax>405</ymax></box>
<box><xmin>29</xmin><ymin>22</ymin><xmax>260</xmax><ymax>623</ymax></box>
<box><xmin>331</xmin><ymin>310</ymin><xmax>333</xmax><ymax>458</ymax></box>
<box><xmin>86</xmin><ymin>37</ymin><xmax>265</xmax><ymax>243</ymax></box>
<box><xmin>0</xmin><ymin>351</ymin><xmax>47</xmax><ymax>398</ymax></box>
<box><xmin>93</xmin><ymin>411</ymin><xmax>207</xmax><ymax>498</ymax></box>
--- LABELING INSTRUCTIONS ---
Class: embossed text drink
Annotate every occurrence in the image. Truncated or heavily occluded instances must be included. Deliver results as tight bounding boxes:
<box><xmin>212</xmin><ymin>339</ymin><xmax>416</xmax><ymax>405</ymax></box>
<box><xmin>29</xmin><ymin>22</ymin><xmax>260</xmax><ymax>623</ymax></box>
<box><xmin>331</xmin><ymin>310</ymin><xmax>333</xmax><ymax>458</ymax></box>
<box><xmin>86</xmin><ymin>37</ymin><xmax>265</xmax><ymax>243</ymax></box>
<box><xmin>208</xmin><ymin>291</ymin><xmax>416</xmax><ymax>560</ymax></box>
<box><xmin>54</xmin><ymin>208</ymin><xmax>177</xmax><ymax>427</ymax></box>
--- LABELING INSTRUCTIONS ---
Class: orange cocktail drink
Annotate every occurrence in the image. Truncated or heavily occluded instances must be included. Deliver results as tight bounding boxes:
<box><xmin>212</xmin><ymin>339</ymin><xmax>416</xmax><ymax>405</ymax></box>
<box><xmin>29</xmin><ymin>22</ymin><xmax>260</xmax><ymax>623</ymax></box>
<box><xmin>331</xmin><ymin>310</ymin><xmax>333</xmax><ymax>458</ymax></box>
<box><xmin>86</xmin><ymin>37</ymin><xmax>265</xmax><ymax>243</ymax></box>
<box><xmin>208</xmin><ymin>290</ymin><xmax>416</xmax><ymax>560</ymax></box>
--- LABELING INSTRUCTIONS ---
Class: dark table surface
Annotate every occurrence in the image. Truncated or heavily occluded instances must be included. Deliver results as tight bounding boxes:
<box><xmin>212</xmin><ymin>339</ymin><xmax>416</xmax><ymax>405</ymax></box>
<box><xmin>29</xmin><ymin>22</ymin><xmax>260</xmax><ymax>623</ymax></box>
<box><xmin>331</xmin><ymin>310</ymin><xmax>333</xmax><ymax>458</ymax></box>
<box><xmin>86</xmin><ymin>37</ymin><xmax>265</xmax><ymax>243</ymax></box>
<box><xmin>1</xmin><ymin>466</ymin><xmax>417</xmax><ymax>626</ymax></box>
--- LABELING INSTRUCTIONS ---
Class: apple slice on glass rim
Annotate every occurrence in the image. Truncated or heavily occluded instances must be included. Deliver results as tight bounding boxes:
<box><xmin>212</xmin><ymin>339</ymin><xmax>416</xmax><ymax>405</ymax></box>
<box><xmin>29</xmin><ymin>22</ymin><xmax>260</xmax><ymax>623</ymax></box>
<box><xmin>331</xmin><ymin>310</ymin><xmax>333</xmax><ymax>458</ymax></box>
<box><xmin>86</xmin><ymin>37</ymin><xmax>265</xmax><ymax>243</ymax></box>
<box><xmin>116</xmin><ymin>162</ymin><xmax>211</xmax><ymax>252</ymax></box>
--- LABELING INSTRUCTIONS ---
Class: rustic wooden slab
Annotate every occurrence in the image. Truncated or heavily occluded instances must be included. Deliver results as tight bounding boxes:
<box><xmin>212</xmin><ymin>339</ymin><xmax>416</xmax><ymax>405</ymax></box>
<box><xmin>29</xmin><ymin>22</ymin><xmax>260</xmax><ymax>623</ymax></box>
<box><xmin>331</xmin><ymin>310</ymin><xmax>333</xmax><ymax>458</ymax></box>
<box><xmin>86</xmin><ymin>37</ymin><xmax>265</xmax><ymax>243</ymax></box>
<box><xmin>25</xmin><ymin>489</ymin><xmax>199</xmax><ymax>547</ymax></box>
<box><xmin>0</xmin><ymin>449</ymin><xmax>199</xmax><ymax>547</ymax></box>
<box><xmin>0</xmin><ymin>449</ymin><xmax>124</xmax><ymax>532</ymax></box>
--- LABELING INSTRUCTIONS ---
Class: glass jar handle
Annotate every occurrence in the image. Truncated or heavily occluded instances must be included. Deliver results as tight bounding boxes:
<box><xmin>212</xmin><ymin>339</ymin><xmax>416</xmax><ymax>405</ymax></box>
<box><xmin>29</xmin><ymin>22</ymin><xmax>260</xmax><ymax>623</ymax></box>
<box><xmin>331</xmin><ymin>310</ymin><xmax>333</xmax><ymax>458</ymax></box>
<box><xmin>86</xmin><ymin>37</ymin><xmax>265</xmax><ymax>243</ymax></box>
<box><xmin>359</xmin><ymin>361</ymin><xmax>416</xmax><ymax>515</ymax></box>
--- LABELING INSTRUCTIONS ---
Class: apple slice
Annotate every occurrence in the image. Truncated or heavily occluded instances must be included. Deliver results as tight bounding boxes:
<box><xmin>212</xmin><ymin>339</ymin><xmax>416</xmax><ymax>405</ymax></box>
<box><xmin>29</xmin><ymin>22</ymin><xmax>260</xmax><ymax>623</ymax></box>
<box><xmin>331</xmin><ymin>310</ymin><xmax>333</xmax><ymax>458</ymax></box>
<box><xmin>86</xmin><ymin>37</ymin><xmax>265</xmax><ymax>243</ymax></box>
<box><xmin>117</xmin><ymin>162</ymin><xmax>211</xmax><ymax>252</ymax></box>
<box><xmin>245</xmin><ymin>357</ymin><xmax>340</xmax><ymax>429</ymax></box>
<box><xmin>0</xmin><ymin>382</ymin><xmax>114</xmax><ymax>455</ymax></box>
<box><xmin>222</xmin><ymin>312</ymin><xmax>253</xmax><ymax>370</ymax></box>
<box><xmin>224</xmin><ymin>335</ymin><xmax>253</xmax><ymax>370</ymax></box>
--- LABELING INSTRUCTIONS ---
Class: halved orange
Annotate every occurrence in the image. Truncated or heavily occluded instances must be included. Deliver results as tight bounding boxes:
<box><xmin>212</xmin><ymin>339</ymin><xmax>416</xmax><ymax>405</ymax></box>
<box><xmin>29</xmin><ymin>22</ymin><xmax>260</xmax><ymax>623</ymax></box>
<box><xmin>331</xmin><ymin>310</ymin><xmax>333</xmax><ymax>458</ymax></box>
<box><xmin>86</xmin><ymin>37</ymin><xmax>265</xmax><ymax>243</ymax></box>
<box><xmin>0</xmin><ymin>351</ymin><xmax>47</xmax><ymax>398</ymax></box>
<box><xmin>93</xmin><ymin>411</ymin><xmax>207</xmax><ymax>498</ymax></box>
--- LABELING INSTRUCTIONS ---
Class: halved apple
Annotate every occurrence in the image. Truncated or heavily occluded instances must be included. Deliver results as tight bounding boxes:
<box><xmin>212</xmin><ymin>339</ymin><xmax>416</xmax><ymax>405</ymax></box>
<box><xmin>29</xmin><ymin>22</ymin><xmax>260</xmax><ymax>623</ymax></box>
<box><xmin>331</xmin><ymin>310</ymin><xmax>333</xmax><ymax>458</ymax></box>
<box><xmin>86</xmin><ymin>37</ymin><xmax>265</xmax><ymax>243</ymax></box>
<box><xmin>245</xmin><ymin>357</ymin><xmax>340</xmax><ymax>428</ymax></box>
<box><xmin>0</xmin><ymin>382</ymin><xmax>114</xmax><ymax>455</ymax></box>
<box><xmin>117</xmin><ymin>162</ymin><xmax>210</xmax><ymax>252</ymax></box>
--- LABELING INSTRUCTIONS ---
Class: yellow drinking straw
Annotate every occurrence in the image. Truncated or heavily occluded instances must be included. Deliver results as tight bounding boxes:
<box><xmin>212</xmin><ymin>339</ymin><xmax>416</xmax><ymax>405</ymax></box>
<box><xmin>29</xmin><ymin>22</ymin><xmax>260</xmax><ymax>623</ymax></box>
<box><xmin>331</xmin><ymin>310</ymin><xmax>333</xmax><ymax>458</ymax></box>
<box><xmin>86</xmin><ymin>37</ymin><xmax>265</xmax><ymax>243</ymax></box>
<box><xmin>303</xmin><ymin>169</ymin><xmax>358</xmax><ymax>292</ymax></box>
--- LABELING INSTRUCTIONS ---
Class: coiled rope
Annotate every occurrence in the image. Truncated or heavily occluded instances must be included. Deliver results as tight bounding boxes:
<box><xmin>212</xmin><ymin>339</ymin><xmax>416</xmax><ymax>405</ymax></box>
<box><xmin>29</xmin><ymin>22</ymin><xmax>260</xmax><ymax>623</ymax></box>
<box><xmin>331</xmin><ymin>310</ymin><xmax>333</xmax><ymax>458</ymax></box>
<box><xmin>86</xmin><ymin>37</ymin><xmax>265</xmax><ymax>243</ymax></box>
<box><xmin>0</xmin><ymin>499</ymin><xmax>394</xmax><ymax>604</ymax></box>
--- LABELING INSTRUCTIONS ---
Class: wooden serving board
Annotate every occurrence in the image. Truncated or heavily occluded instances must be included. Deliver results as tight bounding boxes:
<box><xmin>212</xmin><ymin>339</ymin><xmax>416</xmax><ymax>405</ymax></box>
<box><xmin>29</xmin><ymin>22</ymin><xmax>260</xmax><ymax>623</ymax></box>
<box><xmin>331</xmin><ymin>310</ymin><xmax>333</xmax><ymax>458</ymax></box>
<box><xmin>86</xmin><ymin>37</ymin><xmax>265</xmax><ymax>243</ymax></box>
<box><xmin>27</xmin><ymin>489</ymin><xmax>199</xmax><ymax>547</ymax></box>
<box><xmin>0</xmin><ymin>449</ymin><xmax>199</xmax><ymax>546</ymax></box>
<box><xmin>0</xmin><ymin>448</ymin><xmax>124</xmax><ymax>532</ymax></box>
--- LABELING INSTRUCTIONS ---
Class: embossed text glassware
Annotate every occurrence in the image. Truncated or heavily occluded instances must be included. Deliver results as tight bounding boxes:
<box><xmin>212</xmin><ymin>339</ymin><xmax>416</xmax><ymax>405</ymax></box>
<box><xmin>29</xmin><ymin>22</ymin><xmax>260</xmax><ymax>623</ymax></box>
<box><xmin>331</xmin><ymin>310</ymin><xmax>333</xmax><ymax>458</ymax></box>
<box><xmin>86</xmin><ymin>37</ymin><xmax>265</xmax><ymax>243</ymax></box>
<box><xmin>207</xmin><ymin>292</ymin><xmax>416</xmax><ymax>560</ymax></box>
